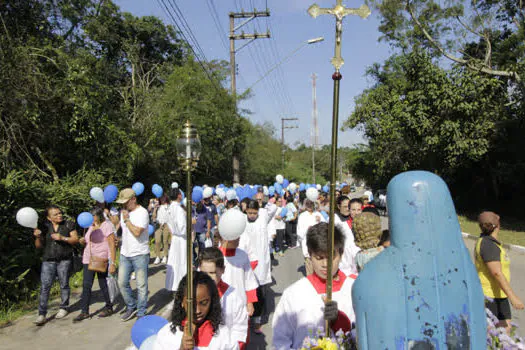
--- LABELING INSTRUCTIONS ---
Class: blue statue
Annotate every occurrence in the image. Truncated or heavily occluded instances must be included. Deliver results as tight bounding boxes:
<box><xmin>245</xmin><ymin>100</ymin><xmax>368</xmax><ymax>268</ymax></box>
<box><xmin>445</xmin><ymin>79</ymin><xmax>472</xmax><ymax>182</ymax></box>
<box><xmin>352</xmin><ymin>171</ymin><xmax>486</xmax><ymax>349</ymax></box>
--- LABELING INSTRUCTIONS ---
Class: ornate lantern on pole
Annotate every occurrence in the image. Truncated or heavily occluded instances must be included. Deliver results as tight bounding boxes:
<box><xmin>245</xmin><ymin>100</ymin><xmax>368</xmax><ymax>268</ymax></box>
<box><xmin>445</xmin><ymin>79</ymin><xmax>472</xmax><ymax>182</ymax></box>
<box><xmin>176</xmin><ymin>120</ymin><xmax>202</xmax><ymax>334</ymax></box>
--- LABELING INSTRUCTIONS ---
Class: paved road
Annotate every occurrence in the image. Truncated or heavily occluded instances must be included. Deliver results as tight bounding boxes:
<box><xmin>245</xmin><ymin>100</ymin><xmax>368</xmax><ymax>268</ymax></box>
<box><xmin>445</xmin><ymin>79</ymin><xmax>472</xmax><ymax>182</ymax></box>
<box><xmin>1</xmin><ymin>212</ymin><xmax>523</xmax><ymax>349</ymax></box>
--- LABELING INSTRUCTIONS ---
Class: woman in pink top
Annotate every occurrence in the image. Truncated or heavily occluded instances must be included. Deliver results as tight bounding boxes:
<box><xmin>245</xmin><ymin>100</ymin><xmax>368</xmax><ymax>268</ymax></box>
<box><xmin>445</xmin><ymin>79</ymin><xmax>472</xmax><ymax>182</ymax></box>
<box><xmin>73</xmin><ymin>207</ymin><xmax>117</xmax><ymax>322</ymax></box>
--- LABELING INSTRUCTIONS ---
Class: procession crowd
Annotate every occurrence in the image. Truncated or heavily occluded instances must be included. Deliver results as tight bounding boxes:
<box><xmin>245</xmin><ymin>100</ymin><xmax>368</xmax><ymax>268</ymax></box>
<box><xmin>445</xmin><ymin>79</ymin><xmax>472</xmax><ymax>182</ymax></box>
<box><xmin>29</xmin><ymin>180</ymin><xmax>523</xmax><ymax>349</ymax></box>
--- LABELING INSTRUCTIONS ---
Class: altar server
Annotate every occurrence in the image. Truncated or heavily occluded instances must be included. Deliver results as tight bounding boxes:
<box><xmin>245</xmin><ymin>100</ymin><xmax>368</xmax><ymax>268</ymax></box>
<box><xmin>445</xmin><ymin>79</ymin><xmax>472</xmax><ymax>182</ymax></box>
<box><xmin>272</xmin><ymin>222</ymin><xmax>356</xmax><ymax>349</ymax></box>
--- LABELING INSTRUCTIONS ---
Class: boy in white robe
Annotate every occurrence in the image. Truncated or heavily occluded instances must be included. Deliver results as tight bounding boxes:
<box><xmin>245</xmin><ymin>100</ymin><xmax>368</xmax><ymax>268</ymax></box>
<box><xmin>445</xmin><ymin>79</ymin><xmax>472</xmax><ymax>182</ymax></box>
<box><xmin>243</xmin><ymin>200</ymin><xmax>272</xmax><ymax>334</ymax></box>
<box><xmin>199</xmin><ymin>247</ymin><xmax>249</xmax><ymax>349</ymax></box>
<box><xmin>272</xmin><ymin>222</ymin><xmax>356</xmax><ymax>350</ymax></box>
<box><xmin>297</xmin><ymin>199</ymin><xmax>326</xmax><ymax>275</ymax></box>
<box><xmin>218</xmin><ymin>236</ymin><xmax>259</xmax><ymax>318</ymax></box>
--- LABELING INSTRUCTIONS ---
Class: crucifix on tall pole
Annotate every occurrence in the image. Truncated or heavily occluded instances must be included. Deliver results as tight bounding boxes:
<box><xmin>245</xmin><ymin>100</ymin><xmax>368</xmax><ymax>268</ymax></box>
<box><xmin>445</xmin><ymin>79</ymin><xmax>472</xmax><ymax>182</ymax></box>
<box><xmin>308</xmin><ymin>0</ymin><xmax>371</xmax><ymax>334</ymax></box>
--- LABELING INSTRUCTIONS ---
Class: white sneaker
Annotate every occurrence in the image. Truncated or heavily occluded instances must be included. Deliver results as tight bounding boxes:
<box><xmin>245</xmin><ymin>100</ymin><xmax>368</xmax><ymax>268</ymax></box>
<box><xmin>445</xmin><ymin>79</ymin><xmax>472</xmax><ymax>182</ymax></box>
<box><xmin>55</xmin><ymin>309</ymin><xmax>68</xmax><ymax>319</ymax></box>
<box><xmin>161</xmin><ymin>257</ymin><xmax>167</xmax><ymax>264</ymax></box>
<box><xmin>33</xmin><ymin>315</ymin><xmax>46</xmax><ymax>325</ymax></box>
<box><xmin>131</xmin><ymin>272</ymin><xmax>136</xmax><ymax>280</ymax></box>
<box><xmin>154</xmin><ymin>257</ymin><xmax>161</xmax><ymax>265</ymax></box>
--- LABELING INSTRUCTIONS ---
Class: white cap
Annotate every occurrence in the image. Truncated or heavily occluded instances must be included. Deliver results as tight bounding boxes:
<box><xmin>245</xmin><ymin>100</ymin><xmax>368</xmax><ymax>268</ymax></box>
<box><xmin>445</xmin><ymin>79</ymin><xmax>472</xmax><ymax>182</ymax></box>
<box><xmin>171</xmin><ymin>182</ymin><xmax>178</xmax><ymax>189</ymax></box>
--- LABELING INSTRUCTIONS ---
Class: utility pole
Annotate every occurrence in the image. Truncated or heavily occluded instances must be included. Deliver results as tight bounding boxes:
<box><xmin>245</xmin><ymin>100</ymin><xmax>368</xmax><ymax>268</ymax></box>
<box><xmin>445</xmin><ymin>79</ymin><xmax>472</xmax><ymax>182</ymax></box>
<box><xmin>281</xmin><ymin>117</ymin><xmax>298</xmax><ymax>169</ymax></box>
<box><xmin>311</xmin><ymin>73</ymin><xmax>318</xmax><ymax>184</ymax></box>
<box><xmin>229</xmin><ymin>9</ymin><xmax>271</xmax><ymax>184</ymax></box>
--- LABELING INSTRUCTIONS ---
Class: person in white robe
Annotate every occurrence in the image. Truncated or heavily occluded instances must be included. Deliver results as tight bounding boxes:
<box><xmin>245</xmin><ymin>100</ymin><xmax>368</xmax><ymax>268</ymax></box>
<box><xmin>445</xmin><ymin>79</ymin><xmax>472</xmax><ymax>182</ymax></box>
<box><xmin>243</xmin><ymin>200</ymin><xmax>272</xmax><ymax>333</ymax></box>
<box><xmin>272</xmin><ymin>222</ymin><xmax>356</xmax><ymax>350</ymax></box>
<box><xmin>165</xmin><ymin>188</ymin><xmax>187</xmax><ymax>292</ymax></box>
<box><xmin>218</xmin><ymin>238</ymin><xmax>259</xmax><ymax>317</ymax></box>
<box><xmin>198</xmin><ymin>247</ymin><xmax>249</xmax><ymax>349</ymax></box>
<box><xmin>154</xmin><ymin>272</ymin><xmax>238</xmax><ymax>350</ymax></box>
<box><xmin>297</xmin><ymin>199</ymin><xmax>326</xmax><ymax>275</ymax></box>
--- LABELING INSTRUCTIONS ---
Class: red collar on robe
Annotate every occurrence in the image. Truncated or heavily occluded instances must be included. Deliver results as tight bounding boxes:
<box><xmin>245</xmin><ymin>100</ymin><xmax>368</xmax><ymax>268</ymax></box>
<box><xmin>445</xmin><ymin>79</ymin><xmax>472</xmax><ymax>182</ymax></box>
<box><xmin>217</xmin><ymin>280</ymin><xmax>229</xmax><ymax>298</ymax></box>
<box><xmin>346</xmin><ymin>217</ymin><xmax>353</xmax><ymax>230</ymax></box>
<box><xmin>181</xmin><ymin>319</ymin><xmax>215</xmax><ymax>347</ymax></box>
<box><xmin>219</xmin><ymin>246</ymin><xmax>236</xmax><ymax>257</ymax></box>
<box><xmin>307</xmin><ymin>270</ymin><xmax>347</xmax><ymax>294</ymax></box>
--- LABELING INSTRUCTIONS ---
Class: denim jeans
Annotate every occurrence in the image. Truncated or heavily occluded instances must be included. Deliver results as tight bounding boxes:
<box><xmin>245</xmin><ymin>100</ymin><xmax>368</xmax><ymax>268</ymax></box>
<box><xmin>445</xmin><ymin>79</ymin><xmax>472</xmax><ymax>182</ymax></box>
<box><xmin>38</xmin><ymin>259</ymin><xmax>71</xmax><ymax>316</ymax></box>
<box><xmin>118</xmin><ymin>254</ymin><xmax>149</xmax><ymax>316</ymax></box>
<box><xmin>80</xmin><ymin>264</ymin><xmax>111</xmax><ymax>314</ymax></box>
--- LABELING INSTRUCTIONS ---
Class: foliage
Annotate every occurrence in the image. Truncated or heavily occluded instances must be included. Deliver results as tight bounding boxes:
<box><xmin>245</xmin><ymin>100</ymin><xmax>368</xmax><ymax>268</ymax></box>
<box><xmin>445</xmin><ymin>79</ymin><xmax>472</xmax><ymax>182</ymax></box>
<box><xmin>367</xmin><ymin>0</ymin><xmax>525</xmax><ymax>82</ymax></box>
<box><xmin>0</xmin><ymin>169</ymin><xmax>113</xmax><ymax>311</ymax></box>
<box><xmin>344</xmin><ymin>52</ymin><xmax>509</xmax><ymax>193</ymax></box>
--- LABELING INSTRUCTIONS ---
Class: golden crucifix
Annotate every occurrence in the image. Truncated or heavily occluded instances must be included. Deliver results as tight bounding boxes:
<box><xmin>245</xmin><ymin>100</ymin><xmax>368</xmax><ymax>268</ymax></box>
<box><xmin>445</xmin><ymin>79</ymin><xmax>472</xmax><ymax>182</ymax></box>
<box><xmin>308</xmin><ymin>0</ymin><xmax>371</xmax><ymax>334</ymax></box>
<box><xmin>308</xmin><ymin>1</ymin><xmax>371</xmax><ymax>71</ymax></box>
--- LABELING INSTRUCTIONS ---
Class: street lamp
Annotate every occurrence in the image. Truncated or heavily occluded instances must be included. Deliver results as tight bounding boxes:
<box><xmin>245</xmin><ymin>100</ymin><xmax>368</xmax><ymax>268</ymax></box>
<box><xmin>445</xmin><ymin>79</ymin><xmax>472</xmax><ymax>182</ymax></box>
<box><xmin>244</xmin><ymin>37</ymin><xmax>324</xmax><ymax>93</ymax></box>
<box><xmin>176</xmin><ymin>120</ymin><xmax>202</xmax><ymax>335</ymax></box>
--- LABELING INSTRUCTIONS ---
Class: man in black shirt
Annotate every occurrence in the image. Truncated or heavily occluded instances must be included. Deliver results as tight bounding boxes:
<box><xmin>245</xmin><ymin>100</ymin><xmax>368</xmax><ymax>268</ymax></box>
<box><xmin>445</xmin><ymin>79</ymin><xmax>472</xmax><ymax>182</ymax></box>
<box><xmin>33</xmin><ymin>205</ymin><xmax>79</xmax><ymax>325</ymax></box>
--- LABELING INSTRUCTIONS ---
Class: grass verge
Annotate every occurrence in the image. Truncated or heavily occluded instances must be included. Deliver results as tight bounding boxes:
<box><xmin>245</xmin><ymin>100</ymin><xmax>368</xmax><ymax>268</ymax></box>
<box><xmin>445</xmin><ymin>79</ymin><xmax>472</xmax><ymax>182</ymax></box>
<box><xmin>0</xmin><ymin>270</ymin><xmax>83</xmax><ymax>328</ymax></box>
<box><xmin>458</xmin><ymin>215</ymin><xmax>525</xmax><ymax>247</ymax></box>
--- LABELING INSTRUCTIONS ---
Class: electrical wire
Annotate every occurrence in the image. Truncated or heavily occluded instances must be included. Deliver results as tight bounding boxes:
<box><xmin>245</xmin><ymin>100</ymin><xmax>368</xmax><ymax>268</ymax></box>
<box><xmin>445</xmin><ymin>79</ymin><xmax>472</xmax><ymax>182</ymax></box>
<box><xmin>155</xmin><ymin>0</ymin><xmax>223</xmax><ymax>92</ymax></box>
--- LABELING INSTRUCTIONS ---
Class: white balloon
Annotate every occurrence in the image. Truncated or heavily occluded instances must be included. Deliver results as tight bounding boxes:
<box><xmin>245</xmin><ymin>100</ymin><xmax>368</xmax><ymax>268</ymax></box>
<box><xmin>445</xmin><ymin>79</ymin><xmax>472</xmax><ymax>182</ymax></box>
<box><xmin>306</xmin><ymin>187</ymin><xmax>319</xmax><ymax>202</ymax></box>
<box><xmin>216</xmin><ymin>188</ymin><xmax>226</xmax><ymax>199</ymax></box>
<box><xmin>226</xmin><ymin>189</ymin><xmax>237</xmax><ymax>201</ymax></box>
<box><xmin>139</xmin><ymin>334</ymin><xmax>158</xmax><ymax>350</ymax></box>
<box><xmin>16</xmin><ymin>207</ymin><xmax>39</xmax><ymax>229</ymax></box>
<box><xmin>203</xmin><ymin>187</ymin><xmax>213</xmax><ymax>199</ymax></box>
<box><xmin>89</xmin><ymin>187</ymin><xmax>105</xmax><ymax>203</ymax></box>
<box><xmin>276</xmin><ymin>174</ymin><xmax>284</xmax><ymax>184</ymax></box>
<box><xmin>316</xmin><ymin>184</ymin><xmax>322</xmax><ymax>191</ymax></box>
<box><xmin>171</xmin><ymin>182</ymin><xmax>179</xmax><ymax>189</ymax></box>
<box><xmin>218</xmin><ymin>209</ymin><xmax>247</xmax><ymax>241</ymax></box>
<box><xmin>289</xmin><ymin>183</ymin><xmax>297</xmax><ymax>192</ymax></box>
<box><xmin>263</xmin><ymin>186</ymin><xmax>269</xmax><ymax>196</ymax></box>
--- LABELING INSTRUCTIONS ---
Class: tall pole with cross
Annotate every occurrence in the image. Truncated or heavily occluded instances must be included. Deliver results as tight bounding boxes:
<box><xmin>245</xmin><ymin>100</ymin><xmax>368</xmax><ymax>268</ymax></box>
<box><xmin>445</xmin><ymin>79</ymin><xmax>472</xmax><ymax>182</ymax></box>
<box><xmin>308</xmin><ymin>0</ymin><xmax>371</xmax><ymax>334</ymax></box>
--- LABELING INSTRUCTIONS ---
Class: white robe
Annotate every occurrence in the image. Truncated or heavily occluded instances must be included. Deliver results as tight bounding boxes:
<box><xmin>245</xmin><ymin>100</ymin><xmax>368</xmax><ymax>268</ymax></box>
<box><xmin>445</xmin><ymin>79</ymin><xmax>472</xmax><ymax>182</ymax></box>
<box><xmin>272</xmin><ymin>271</ymin><xmax>356</xmax><ymax>350</ymax></box>
<box><xmin>296</xmin><ymin>211</ymin><xmax>326</xmax><ymax>258</ymax></box>
<box><xmin>241</xmin><ymin>209</ymin><xmax>272</xmax><ymax>285</ymax></box>
<box><xmin>220</xmin><ymin>248</ymin><xmax>259</xmax><ymax>304</ymax></box>
<box><xmin>166</xmin><ymin>201</ymin><xmax>187</xmax><ymax>291</ymax></box>
<box><xmin>334</xmin><ymin>215</ymin><xmax>360</xmax><ymax>275</ymax></box>
<box><xmin>219</xmin><ymin>282</ymin><xmax>249</xmax><ymax>344</ymax></box>
<box><xmin>153</xmin><ymin>323</ymin><xmax>238</xmax><ymax>350</ymax></box>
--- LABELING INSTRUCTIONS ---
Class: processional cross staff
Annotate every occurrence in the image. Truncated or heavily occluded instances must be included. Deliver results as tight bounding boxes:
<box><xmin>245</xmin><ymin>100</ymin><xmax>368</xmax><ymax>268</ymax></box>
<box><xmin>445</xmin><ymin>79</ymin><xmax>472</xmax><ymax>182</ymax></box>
<box><xmin>307</xmin><ymin>0</ymin><xmax>371</xmax><ymax>334</ymax></box>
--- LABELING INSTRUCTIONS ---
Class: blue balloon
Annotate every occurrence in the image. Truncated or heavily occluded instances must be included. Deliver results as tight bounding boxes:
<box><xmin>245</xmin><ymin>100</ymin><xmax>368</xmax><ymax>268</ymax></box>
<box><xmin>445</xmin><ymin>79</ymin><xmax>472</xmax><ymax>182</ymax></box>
<box><xmin>152</xmin><ymin>184</ymin><xmax>163</xmax><ymax>198</ymax></box>
<box><xmin>77</xmin><ymin>212</ymin><xmax>94</xmax><ymax>228</ymax></box>
<box><xmin>192</xmin><ymin>188</ymin><xmax>203</xmax><ymax>202</ymax></box>
<box><xmin>299</xmin><ymin>183</ymin><xmax>305</xmax><ymax>191</ymax></box>
<box><xmin>180</xmin><ymin>190</ymin><xmax>185</xmax><ymax>201</ymax></box>
<box><xmin>275</xmin><ymin>183</ymin><xmax>282</xmax><ymax>192</ymax></box>
<box><xmin>193</xmin><ymin>186</ymin><xmax>203</xmax><ymax>192</ymax></box>
<box><xmin>280</xmin><ymin>207</ymin><xmax>288</xmax><ymax>218</ymax></box>
<box><xmin>269</xmin><ymin>187</ymin><xmax>275</xmax><ymax>196</ymax></box>
<box><xmin>283</xmin><ymin>179</ymin><xmax>290</xmax><ymax>188</ymax></box>
<box><xmin>235</xmin><ymin>187</ymin><xmax>243</xmax><ymax>199</ymax></box>
<box><xmin>148</xmin><ymin>224</ymin><xmax>154</xmax><ymax>236</ymax></box>
<box><xmin>131</xmin><ymin>315</ymin><xmax>168</xmax><ymax>348</ymax></box>
<box><xmin>103</xmin><ymin>185</ymin><xmax>118</xmax><ymax>203</ymax></box>
<box><xmin>278</xmin><ymin>188</ymin><xmax>285</xmax><ymax>196</ymax></box>
<box><xmin>132</xmin><ymin>182</ymin><xmax>145</xmax><ymax>196</ymax></box>
<box><xmin>322</xmin><ymin>185</ymin><xmax>329</xmax><ymax>193</ymax></box>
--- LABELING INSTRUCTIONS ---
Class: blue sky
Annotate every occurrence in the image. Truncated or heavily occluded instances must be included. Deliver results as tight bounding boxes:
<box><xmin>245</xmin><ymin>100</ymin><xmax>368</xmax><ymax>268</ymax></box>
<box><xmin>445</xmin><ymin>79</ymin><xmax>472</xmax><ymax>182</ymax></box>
<box><xmin>114</xmin><ymin>0</ymin><xmax>392</xmax><ymax>148</ymax></box>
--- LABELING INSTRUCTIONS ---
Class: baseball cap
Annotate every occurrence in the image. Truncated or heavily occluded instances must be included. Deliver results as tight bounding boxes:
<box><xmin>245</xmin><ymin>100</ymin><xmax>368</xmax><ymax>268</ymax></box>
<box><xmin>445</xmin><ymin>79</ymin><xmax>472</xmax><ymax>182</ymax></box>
<box><xmin>115</xmin><ymin>188</ymin><xmax>136</xmax><ymax>204</ymax></box>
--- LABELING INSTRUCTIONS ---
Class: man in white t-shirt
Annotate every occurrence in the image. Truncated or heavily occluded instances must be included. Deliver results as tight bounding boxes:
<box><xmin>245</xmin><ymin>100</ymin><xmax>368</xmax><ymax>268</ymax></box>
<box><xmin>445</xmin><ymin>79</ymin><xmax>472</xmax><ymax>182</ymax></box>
<box><xmin>115</xmin><ymin>188</ymin><xmax>150</xmax><ymax>321</ymax></box>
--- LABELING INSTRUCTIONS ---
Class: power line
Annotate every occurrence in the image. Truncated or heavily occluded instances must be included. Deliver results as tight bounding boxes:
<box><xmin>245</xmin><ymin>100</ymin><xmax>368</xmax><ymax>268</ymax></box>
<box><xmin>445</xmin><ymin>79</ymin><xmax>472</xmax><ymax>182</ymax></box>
<box><xmin>155</xmin><ymin>0</ymin><xmax>223</xmax><ymax>92</ymax></box>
